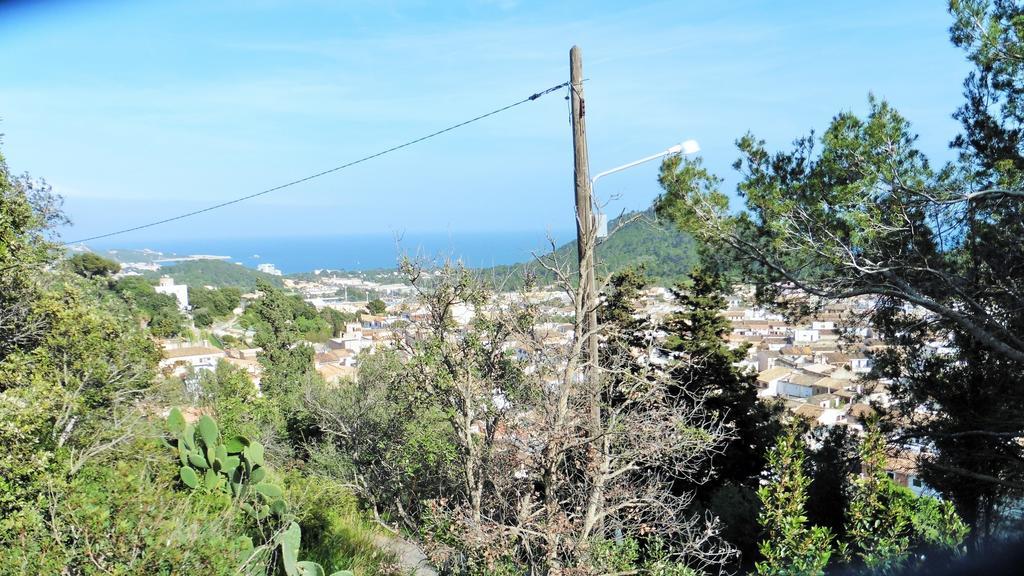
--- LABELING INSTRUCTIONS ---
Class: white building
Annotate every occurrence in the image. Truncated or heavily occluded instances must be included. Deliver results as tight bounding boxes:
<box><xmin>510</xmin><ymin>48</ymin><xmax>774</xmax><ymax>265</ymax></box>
<box><xmin>326</xmin><ymin>323</ymin><xmax>375</xmax><ymax>355</ymax></box>
<box><xmin>256</xmin><ymin>263</ymin><xmax>283</xmax><ymax>276</ymax></box>
<box><xmin>850</xmin><ymin>355</ymin><xmax>873</xmax><ymax>373</ymax></box>
<box><xmin>792</xmin><ymin>328</ymin><xmax>821</xmax><ymax>343</ymax></box>
<box><xmin>155</xmin><ymin>276</ymin><xmax>189</xmax><ymax>310</ymax></box>
<box><xmin>159</xmin><ymin>346</ymin><xmax>225</xmax><ymax>377</ymax></box>
<box><xmin>756</xmin><ymin>367</ymin><xmax>792</xmax><ymax>397</ymax></box>
<box><xmin>744</xmin><ymin>307</ymin><xmax>785</xmax><ymax>321</ymax></box>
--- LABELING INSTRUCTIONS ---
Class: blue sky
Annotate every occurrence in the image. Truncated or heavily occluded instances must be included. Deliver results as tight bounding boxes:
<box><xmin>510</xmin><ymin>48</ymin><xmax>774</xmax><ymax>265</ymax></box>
<box><xmin>1</xmin><ymin>0</ymin><xmax>971</xmax><ymax>245</ymax></box>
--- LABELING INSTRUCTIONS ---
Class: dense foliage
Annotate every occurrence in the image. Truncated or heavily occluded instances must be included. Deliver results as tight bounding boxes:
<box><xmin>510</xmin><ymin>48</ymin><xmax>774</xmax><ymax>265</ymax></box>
<box><xmin>0</xmin><ymin>146</ymin><xmax>396</xmax><ymax>575</ymax></box>
<box><xmin>67</xmin><ymin>251</ymin><xmax>121</xmax><ymax>278</ymax></box>
<box><xmin>190</xmin><ymin>285</ymin><xmax>242</xmax><ymax>327</ymax></box>
<box><xmin>365</xmin><ymin>298</ymin><xmax>387</xmax><ymax>315</ymax></box>
<box><xmin>240</xmin><ymin>281</ymin><xmax>340</xmax><ymax>342</ymax></box>
<box><xmin>655</xmin><ymin>0</ymin><xmax>1024</xmax><ymax>551</ymax></box>
<box><xmin>487</xmin><ymin>210</ymin><xmax>699</xmax><ymax>288</ymax></box>
<box><xmin>113</xmin><ymin>275</ymin><xmax>187</xmax><ymax>337</ymax></box>
<box><xmin>756</xmin><ymin>425</ymin><xmax>967</xmax><ymax>576</ymax></box>
<box><xmin>0</xmin><ymin>148</ymin><xmax>243</xmax><ymax>572</ymax></box>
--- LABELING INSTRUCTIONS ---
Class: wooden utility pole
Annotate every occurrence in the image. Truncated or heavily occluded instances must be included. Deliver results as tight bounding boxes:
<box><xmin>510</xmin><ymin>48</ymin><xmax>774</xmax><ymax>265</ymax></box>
<box><xmin>570</xmin><ymin>45</ymin><xmax>600</xmax><ymax>414</ymax></box>
<box><xmin>570</xmin><ymin>45</ymin><xmax>606</xmax><ymax>543</ymax></box>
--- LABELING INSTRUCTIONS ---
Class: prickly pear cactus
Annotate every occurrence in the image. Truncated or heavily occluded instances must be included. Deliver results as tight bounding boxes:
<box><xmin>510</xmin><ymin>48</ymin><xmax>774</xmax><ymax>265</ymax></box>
<box><xmin>166</xmin><ymin>409</ymin><xmax>338</xmax><ymax>575</ymax></box>
<box><xmin>165</xmin><ymin>408</ymin><xmax>285</xmax><ymax>517</ymax></box>
<box><xmin>278</xmin><ymin>522</ymin><xmax>353</xmax><ymax>576</ymax></box>
<box><xmin>280</xmin><ymin>521</ymin><xmax>301</xmax><ymax>575</ymax></box>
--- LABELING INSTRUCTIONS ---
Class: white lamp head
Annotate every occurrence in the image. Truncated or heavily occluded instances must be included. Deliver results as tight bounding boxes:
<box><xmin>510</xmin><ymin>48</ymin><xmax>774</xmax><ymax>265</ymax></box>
<box><xmin>680</xmin><ymin>139</ymin><xmax>700</xmax><ymax>155</ymax></box>
<box><xmin>666</xmin><ymin>140</ymin><xmax>700</xmax><ymax>155</ymax></box>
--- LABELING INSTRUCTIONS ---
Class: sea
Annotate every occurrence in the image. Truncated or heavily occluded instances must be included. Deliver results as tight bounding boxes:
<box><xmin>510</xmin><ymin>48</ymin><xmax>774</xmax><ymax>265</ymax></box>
<box><xmin>89</xmin><ymin>230</ymin><xmax>576</xmax><ymax>275</ymax></box>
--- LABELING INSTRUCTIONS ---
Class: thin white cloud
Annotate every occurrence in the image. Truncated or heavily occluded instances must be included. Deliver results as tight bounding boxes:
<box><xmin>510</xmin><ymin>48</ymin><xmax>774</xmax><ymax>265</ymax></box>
<box><xmin>49</xmin><ymin>182</ymin><xmax>111</xmax><ymax>200</ymax></box>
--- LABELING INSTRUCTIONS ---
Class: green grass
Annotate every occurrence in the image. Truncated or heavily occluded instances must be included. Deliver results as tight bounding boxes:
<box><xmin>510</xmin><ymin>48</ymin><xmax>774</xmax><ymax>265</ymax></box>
<box><xmin>284</xmin><ymin>473</ymin><xmax>402</xmax><ymax>575</ymax></box>
<box><xmin>206</xmin><ymin>331</ymin><xmax>224</xmax><ymax>349</ymax></box>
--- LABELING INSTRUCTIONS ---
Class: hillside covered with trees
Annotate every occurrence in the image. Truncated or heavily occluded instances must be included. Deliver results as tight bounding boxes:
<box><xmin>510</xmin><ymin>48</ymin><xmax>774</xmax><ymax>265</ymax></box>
<box><xmin>143</xmin><ymin>259</ymin><xmax>284</xmax><ymax>290</ymax></box>
<box><xmin>486</xmin><ymin>209</ymin><xmax>699</xmax><ymax>287</ymax></box>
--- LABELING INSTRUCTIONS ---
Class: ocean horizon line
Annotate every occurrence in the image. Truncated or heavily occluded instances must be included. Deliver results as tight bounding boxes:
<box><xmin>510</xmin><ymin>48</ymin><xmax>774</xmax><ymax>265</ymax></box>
<box><xmin>88</xmin><ymin>229</ymin><xmax>578</xmax><ymax>274</ymax></box>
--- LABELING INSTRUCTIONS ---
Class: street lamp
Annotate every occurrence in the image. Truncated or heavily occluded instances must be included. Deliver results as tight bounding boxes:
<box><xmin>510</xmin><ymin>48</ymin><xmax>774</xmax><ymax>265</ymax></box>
<box><xmin>591</xmin><ymin>139</ymin><xmax>700</xmax><ymax>237</ymax></box>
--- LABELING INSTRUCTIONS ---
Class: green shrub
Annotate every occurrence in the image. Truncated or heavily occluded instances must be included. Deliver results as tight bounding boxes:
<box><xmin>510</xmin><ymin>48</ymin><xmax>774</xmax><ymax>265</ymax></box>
<box><xmin>285</xmin><ymin>473</ymin><xmax>400</xmax><ymax>575</ymax></box>
<box><xmin>200</xmin><ymin>360</ymin><xmax>287</xmax><ymax>450</ymax></box>
<box><xmin>0</xmin><ymin>434</ymin><xmax>260</xmax><ymax>575</ymax></box>
<box><xmin>757</xmin><ymin>424</ymin><xmax>833</xmax><ymax>576</ymax></box>
<box><xmin>67</xmin><ymin>252</ymin><xmax>120</xmax><ymax>278</ymax></box>
<box><xmin>590</xmin><ymin>537</ymin><xmax>698</xmax><ymax>576</ymax></box>
<box><xmin>193</xmin><ymin>308</ymin><xmax>214</xmax><ymax>328</ymax></box>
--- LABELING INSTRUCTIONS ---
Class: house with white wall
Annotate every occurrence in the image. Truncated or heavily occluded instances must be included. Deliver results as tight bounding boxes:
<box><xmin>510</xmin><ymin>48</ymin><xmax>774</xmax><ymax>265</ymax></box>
<box><xmin>792</xmin><ymin>328</ymin><xmax>821</xmax><ymax>343</ymax></box>
<box><xmin>159</xmin><ymin>346</ymin><xmax>224</xmax><ymax>377</ymax></box>
<box><xmin>155</xmin><ymin>276</ymin><xmax>189</xmax><ymax>310</ymax></box>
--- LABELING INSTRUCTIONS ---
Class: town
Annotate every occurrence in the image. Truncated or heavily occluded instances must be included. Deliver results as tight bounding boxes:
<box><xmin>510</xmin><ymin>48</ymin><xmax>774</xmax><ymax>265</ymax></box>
<box><xmin>149</xmin><ymin>265</ymin><xmax>934</xmax><ymax>500</ymax></box>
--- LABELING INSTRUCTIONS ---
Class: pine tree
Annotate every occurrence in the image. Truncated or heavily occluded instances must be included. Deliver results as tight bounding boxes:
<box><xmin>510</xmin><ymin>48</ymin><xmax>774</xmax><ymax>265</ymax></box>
<box><xmin>653</xmin><ymin>2</ymin><xmax>1024</xmax><ymax>548</ymax></box>
<box><xmin>598</xmin><ymin>266</ymin><xmax>653</xmax><ymax>377</ymax></box>
<box><xmin>663</xmin><ymin>269</ymin><xmax>780</xmax><ymax>485</ymax></box>
<box><xmin>661</xmin><ymin>269</ymin><xmax>781</xmax><ymax>565</ymax></box>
